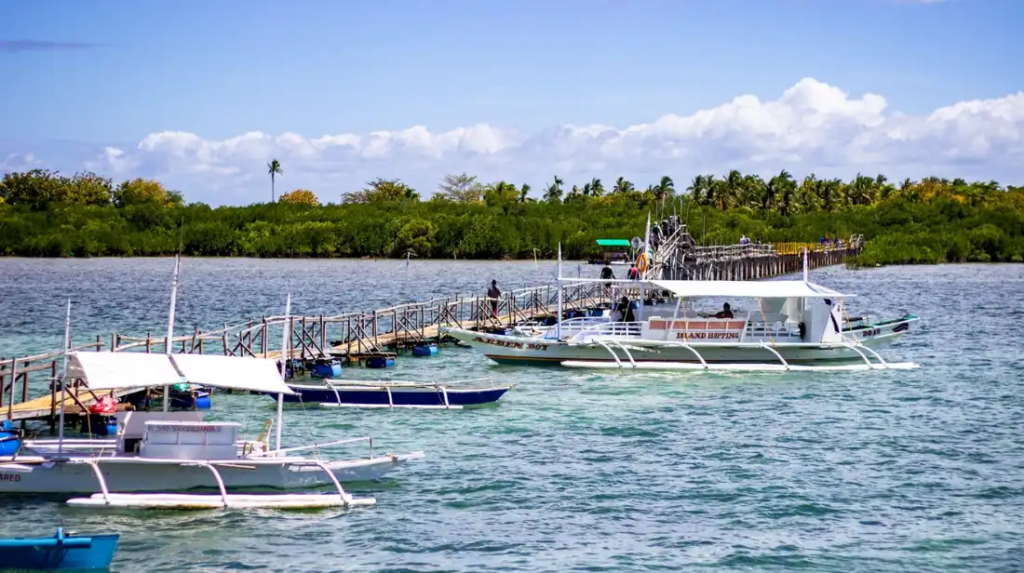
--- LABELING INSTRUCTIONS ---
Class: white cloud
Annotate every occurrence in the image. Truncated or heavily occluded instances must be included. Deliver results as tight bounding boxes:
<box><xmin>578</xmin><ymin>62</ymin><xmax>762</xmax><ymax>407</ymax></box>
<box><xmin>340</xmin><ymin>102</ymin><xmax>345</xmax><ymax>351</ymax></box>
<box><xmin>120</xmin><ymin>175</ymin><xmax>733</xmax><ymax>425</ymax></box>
<box><xmin>10</xmin><ymin>77</ymin><xmax>1024</xmax><ymax>204</ymax></box>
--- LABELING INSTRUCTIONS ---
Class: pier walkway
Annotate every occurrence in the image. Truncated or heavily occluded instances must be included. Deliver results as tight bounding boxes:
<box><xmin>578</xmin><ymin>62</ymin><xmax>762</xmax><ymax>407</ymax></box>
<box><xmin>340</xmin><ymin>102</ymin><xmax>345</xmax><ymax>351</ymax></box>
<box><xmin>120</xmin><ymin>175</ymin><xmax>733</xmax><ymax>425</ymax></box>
<box><xmin>2</xmin><ymin>235</ymin><xmax>862</xmax><ymax>427</ymax></box>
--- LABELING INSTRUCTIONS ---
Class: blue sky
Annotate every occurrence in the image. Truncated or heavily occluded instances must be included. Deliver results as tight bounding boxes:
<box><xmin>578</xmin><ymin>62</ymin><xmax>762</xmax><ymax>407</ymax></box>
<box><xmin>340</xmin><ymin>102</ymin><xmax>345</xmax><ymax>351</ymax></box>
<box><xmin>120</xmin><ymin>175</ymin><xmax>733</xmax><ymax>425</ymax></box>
<box><xmin>1</xmin><ymin>0</ymin><xmax>1022</xmax><ymax>204</ymax></box>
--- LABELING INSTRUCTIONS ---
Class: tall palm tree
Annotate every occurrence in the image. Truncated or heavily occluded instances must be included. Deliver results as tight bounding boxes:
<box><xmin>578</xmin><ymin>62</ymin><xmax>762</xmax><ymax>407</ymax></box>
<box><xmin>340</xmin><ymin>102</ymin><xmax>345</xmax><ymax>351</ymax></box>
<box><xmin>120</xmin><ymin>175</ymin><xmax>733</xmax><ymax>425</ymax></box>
<box><xmin>267</xmin><ymin>159</ymin><xmax>283</xmax><ymax>202</ymax></box>
<box><xmin>519</xmin><ymin>183</ymin><xmax>531</xmax><ymax>203</ymax></box>
<box><xmin>544</xmin><ymin>176</ymin><xmax>563</xmax><ymax>203</ymax></box>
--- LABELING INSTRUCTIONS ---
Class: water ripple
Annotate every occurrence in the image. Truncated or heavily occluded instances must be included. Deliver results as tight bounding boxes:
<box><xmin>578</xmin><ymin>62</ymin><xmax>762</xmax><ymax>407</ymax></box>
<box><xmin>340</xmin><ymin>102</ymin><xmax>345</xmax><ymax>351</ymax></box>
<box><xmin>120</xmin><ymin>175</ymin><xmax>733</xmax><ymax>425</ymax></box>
<box><xmin>0</xmin><ymin>259</ymin><xmax>1021</xmax><ymax>572</ymax></box>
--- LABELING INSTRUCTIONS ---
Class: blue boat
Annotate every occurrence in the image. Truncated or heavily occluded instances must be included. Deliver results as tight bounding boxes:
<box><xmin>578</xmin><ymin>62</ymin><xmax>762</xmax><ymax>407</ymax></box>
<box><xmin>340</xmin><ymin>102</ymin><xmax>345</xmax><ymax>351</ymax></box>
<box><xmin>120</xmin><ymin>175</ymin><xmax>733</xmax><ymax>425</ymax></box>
<box><xmin>278</xmin><ymin>380</ymin><xmax>512</xmax><ymax>409</ymax></box>
<box><xmin>0</xmin><ymin>527</ymin><xmax>119</xmax><ymax>571</ymax></box>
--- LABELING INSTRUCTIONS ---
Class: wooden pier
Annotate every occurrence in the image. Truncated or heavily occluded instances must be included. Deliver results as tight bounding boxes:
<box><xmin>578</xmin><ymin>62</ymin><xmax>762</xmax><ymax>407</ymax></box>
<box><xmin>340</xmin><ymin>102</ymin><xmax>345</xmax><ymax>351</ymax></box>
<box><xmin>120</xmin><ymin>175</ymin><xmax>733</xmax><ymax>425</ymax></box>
<box><xmin>2</xmin><ymin>237</ymin><xmax>862</xmax><ymax>429</ymax></box>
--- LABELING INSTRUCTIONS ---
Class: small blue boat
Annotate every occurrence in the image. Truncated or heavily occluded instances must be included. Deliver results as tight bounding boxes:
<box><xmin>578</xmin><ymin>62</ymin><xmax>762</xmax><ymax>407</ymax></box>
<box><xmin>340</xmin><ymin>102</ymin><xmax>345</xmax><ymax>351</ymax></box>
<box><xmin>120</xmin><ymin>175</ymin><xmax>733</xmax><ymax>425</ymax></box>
<box><xmin>277</xmin><ymin>380</ymin><xmax>512</xmax><ymax>409</ymax></box>
<box><xmin>0</xmin><ymin>527</ymin><xmax>119</xmax><ymax>571</ymax></box>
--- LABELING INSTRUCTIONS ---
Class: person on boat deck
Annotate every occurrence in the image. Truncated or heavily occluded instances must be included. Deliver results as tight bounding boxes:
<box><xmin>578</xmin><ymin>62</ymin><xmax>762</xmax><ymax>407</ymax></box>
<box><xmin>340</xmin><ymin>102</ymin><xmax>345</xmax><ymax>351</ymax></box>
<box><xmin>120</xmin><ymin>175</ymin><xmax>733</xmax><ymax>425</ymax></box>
<box><xmin>487</xmin><ymin>280</ymin><xmax>501</xmax><ymax>317</ymax></box>
<box><xmin>713</xmin><ymin>302</ymin><xmax>734</xmax><ymax>319</ymax></box>
<box><xmin>616</xmin><ymin>296</ymin><xmax>637</xmax><ymax>322</ymax></box>
<box><xmin>627</xmin><ymin>265</ymin><xmax>640</xmax><ymax>280</ymax></box>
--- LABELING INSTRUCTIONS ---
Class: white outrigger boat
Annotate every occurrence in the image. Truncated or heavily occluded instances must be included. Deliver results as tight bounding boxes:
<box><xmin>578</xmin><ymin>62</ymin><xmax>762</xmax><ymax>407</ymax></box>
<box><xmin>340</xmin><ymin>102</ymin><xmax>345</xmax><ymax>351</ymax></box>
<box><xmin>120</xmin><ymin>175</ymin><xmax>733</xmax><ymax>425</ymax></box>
<box><xmin>443</xmin><ymin>249</ymin><xmax>919</xmax><ymax>372</ymax></box>
<box><xmin>0</xmin><ymin>260</ymin><xmax>423</xmax><ymax>509</ymax></box>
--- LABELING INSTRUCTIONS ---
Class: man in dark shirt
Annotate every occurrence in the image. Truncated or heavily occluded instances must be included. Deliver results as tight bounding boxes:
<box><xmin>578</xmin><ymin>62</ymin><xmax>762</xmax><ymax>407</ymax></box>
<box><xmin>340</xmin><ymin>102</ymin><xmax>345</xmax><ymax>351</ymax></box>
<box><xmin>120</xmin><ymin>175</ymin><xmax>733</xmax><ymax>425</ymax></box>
<box><xmin>713</xmin><ymin>302</ymin><xmax>733</xmax><ymax>319</ymax></box>
<box><xmin>616</xmin><ymin>296</ymin><xmax>636</xmax><ymax>323</ymax></box>
<box><xmin>600</xmin><ymin>264</ymin><xmax>615</xmax><ymax>295</ymax></box>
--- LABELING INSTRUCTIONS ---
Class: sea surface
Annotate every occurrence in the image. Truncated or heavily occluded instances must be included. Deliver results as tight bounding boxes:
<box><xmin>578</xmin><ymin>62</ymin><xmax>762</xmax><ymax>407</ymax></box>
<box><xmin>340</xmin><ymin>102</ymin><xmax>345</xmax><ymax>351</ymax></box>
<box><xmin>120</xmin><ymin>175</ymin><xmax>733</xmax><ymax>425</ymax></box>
<box><xmin>1</xmin><ymin>258</ymin><xmax>1023</xmax><ymax>573</ymax></box>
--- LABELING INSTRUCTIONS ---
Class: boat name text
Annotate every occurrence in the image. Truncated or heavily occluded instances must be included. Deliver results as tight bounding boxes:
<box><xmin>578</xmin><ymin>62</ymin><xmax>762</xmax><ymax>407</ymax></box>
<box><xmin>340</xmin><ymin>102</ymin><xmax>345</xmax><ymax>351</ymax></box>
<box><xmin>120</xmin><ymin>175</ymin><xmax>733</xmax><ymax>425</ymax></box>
<box><xmin>676</xmin><ymin>332</ymin><xmax>740</xmax><ymax>340</ymax></box>
<box><xmin>861</xmin><ymin>328</ymin><xmax>881</xmax><ymax>336</ymax></box>
<box><xmin>151</xmin><ymin>425</ymin><xmax>222</xmax><ymax>432</ymax></box>
<box><xmin>474</xmin><ymin>336</ymin><xmax>549</xmax><ymax>351</ymax></box>
<box><xmin>0</xmin><ymin>473</ymin><xmax>22</xmax><ymax>482</ymax></box>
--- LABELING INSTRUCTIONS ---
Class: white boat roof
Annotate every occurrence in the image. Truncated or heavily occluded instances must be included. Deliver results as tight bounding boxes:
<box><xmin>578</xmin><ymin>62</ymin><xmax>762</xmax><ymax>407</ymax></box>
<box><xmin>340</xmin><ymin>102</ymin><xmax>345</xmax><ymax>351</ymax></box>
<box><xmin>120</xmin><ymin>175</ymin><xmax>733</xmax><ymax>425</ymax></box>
<box><xmin>650</xmin><ymin>279</ymin><xmax>850</xmax><ymax>299</ymax></box>
<box><xmin>67</xmin><ymin>352</ymin><xmax>295</xmax><ymax>395</ymax></box>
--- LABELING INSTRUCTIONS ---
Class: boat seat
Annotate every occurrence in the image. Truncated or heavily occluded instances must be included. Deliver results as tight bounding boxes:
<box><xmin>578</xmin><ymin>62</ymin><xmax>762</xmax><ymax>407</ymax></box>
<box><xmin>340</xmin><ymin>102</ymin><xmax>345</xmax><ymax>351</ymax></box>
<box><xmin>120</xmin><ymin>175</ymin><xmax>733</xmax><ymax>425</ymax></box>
<box><xmin>117</xmin><ymin>411</ymin><xmax>204</xmax><ymax>454</ymax></box>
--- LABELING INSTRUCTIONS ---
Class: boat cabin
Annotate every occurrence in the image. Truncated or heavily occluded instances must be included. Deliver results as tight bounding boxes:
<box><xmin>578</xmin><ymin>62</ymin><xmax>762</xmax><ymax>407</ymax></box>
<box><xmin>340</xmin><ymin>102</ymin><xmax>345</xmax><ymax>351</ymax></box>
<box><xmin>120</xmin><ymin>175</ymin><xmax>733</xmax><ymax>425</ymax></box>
<box><xmin>558</xmin><ymin>279</ymin><xmax>850</xmax><ymax>345</ymax></box>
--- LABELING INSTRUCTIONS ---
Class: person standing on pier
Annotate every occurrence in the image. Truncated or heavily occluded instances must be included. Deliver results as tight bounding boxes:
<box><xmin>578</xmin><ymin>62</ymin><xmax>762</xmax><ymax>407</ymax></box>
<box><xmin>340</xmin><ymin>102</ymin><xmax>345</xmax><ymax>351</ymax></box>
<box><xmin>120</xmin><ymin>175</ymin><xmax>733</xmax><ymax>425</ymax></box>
<box><xmin>600</xmin><ymin>263</ymin><xmax>615</xmax><ymax>295</ymax></box>
<box><xmin>487</xmin><ymin>280</ymin><xmax>501</xmax><ymax>317</ymax></box>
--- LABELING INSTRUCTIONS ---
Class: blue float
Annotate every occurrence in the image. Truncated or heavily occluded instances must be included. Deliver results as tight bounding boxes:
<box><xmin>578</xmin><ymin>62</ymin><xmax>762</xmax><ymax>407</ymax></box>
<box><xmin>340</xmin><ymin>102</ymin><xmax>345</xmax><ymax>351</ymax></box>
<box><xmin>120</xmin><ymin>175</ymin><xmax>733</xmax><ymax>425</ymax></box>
<box><xmin>366</xmin><ymin>356</ymin><xmax>395</xmax><ymax>369</ymax></box>
<box><xmin>81</xmin><ymin>415</ymin><xmax>118</xmax><ymax>437</ymax></box>
<box><xmin>0</xmin><ymin>527</ymin><xmax>119</xmax><ymax>571</ymax></box>
<box><xmin>412</xmin><ymin>345</ymin><xmax>438</xmax><ymax>357</ymax></box>
<box><xmin>0</xmin><ymin>421</ymin><xmax>20</xmax><ymax>456</ymax></box>
<box><xmin>193</xmin><ymin>390</ymin><xmax>212</xmax><ymax>410</ymax></box>
<box><xmin>309</xmin><ymin>359</ymin><xmax>343</xmax><ymax>379</ymax></box>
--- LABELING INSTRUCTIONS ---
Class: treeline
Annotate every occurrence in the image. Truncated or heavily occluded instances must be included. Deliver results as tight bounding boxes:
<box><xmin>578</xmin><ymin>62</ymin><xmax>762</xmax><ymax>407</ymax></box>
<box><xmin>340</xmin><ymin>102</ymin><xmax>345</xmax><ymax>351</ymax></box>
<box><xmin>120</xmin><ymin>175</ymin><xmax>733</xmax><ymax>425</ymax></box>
<box><xmin>1</xmin><ymin>168</ymin><xmax>1022</xmax><ymax>265</ymax></box>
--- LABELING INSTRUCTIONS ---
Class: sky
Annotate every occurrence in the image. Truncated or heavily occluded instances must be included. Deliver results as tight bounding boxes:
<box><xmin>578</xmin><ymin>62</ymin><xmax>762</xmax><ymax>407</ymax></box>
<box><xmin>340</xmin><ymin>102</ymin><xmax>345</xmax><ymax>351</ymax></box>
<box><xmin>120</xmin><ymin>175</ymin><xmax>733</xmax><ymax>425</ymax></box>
<box><xmin>1</xmin><ymin>0</ymin><xmax>1022</xmax><ymax>205</ymax></box>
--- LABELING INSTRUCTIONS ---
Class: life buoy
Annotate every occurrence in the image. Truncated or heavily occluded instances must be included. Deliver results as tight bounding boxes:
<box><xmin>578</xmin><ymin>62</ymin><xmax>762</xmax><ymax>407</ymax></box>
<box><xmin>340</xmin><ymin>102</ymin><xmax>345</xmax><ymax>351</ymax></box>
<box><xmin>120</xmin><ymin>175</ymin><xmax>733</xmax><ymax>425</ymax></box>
<box><xmin>635</xmin><ymin>253</ymin><xmax>649</xmax><ymax>275</ymax></box>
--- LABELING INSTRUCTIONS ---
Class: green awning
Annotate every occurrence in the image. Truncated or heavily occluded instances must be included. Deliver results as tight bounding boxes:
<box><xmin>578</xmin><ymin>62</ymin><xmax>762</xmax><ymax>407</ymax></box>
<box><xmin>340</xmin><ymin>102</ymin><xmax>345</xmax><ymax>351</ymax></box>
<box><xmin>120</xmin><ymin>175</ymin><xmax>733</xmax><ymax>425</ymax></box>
<box><xmin>596</xmin><ymin>239</ymin><xmax>631</xmax><ymax>247</ymax></box>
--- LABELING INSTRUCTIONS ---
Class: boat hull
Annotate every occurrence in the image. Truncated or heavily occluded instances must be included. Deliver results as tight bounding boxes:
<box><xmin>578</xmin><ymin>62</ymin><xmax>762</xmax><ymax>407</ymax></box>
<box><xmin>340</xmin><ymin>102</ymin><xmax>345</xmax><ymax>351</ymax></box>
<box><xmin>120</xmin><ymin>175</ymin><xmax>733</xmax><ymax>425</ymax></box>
<box><xmin>0</xmin><ymin>530</ymin><xmax>118</xmax><ymax>570</ymax></box>
<box><xmin>442</xmin><ymin>324</ymin><xmax>913</xmax><ymax>366</ymax></box>
<box><xmin>0</xmin><ymin>452</ymin><xmax>423</xmax><ymax>495</ymax></box>
<box><xmin>282</xmin><ymin>384</ymin><xmax>509</xmax><ymax>407</ymax></box>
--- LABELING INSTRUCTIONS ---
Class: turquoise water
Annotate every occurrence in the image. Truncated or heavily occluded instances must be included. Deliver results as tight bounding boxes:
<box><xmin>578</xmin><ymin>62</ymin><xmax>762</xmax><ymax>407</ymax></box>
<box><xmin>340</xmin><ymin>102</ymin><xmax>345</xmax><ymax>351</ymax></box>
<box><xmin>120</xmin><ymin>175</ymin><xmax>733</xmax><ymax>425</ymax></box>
<box><xmin>1</xmin><ymin>259</ymin><xmax>1023</xmax><ymax>572</ymax></box>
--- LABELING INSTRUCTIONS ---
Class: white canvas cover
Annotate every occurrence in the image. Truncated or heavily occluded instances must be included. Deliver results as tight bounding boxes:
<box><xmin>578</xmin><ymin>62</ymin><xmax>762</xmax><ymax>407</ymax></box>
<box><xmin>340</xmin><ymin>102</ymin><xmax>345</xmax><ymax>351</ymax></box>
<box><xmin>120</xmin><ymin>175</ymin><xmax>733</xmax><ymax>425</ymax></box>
<box><xmin>171</xmin><ymin>353</ymin><xmax>295</xmax><ymax>395</ymax></box>
<box><xmin>67</xmin><ymin>352</ymin><xmax>295</xmax><ymax>395</ymax></box>
<box><xmin>649</xmin><ymin>280</ymin><xmax>849</xmax><ymax>299</ymax></box>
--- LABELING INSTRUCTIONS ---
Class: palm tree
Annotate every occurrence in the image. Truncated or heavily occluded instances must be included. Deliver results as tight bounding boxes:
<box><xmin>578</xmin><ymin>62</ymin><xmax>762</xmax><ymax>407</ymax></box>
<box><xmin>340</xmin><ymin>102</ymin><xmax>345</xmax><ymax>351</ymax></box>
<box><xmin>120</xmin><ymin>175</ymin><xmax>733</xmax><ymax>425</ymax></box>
<box><xmin>613</xmin><ymin>176</ymin><xmax>634</xmax><ymax>194</ymax></box>
<box><xmin>544</xmin><ymin>176</ymin><xmax>563</xmax><ymax>203</ymax></box>
<box><xmin>686</xmin><ymin>175</ymin><xmax>710</xmax><ymax>205</ymax></box>
<box><xmin>590</xmin><ymin>178</ymin><xmax>605</xmax><ymax>197</ymax></box>
<box><xmin>519</xmin><ymin>183</ymin><xmax>531</xmax><ymax>203</ymax></box>
<box><xmin>267</xmin><ymin>159</ymin><xmax>283</xmax><ymax>202</ymax></box>
<box><xmin>655</xmin><ymin>175</ymin><xmax>675</xmax><ymax>204</ymax></box>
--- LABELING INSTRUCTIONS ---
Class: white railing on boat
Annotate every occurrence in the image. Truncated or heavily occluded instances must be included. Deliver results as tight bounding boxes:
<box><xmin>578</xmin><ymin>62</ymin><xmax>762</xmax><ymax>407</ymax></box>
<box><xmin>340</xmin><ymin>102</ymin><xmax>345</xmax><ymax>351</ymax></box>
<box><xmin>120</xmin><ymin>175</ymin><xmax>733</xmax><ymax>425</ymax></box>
<box><xmin>568</xmin><ymin>321</ymin><xmax>644</xmax><ymax>342</ymax></box>
<box><xmin>540</xmin><ymin>316</ymin><xmax>613</xmax><ymax>339</ymax></box>
<box><xmin>67</xmin><ymin>456</ymin><xmax>376</xmax><ymax>510</ymax></box>
<box><xmin>566</xmin><ymin>338</ymin><xmax>917</xmax><ymax>372</ymax></box>
<box><xmin>244</xmin><ymin>436</ymin><xmax>375</xmax><ymax>459</ymax></box>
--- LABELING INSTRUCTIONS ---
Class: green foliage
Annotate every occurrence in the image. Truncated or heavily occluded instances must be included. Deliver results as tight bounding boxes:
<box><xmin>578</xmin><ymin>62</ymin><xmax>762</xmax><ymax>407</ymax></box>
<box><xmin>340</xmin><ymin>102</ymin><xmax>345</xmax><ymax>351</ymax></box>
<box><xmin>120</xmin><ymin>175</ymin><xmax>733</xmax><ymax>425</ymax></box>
<box><xmin>0</xmin><ymin>169</ymin><xmax>1022</xmax><ymax>263</ymax></box>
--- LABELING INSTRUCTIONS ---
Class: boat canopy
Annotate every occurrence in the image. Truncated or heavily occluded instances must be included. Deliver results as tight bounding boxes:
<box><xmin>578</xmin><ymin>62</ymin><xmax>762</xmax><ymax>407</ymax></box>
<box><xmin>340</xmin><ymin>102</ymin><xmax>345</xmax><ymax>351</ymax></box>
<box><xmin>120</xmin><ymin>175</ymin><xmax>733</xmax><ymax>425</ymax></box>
<box><xmin>67</xmin><ymin>352</ymin><xmax>295</xmax><ymax>395</ymax></box>
<box><xmin>650</xmin><ymin>280</ymin><xmax>850</xmax><ymax>299</ymax></box>
<box><xmin>595</xmin><ymin>239</ymin><xmax>631</xmax><ymax>247</ymax></box>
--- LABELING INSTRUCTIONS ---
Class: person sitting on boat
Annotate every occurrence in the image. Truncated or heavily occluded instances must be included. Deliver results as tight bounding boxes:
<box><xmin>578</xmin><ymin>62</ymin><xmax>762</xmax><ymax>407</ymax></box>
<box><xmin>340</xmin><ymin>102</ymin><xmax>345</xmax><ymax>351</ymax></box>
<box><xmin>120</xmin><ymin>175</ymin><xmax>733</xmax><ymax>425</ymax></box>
<box><xmin>713</xmin><ymin>302</ymin><xmax>733</xmax><ymax>319</ymax></box>
<box><xmin>616</xmin><ymin>296</ymin><xmax>636</xmax><ymax>323</ymax></box>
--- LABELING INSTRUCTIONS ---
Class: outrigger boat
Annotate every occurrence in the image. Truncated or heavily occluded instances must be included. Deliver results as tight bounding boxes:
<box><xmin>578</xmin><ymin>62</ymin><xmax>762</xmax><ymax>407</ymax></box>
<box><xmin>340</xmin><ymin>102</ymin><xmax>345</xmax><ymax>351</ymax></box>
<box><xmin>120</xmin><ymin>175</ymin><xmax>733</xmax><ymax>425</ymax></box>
<box><xmin>273</xmin><ymin>378</ymin><xmax>512</xmax><ymax>409</ymax></box>
<box><xmin>442</xmin><ymin>248</ymin><xmax>918</xmax><ymax>372</ymax></box>
<box><xmin>0</xmin><ymin>260</ymin><xmax>422</xmax><ymax>508</ymax></box>
<box><xmin>0</xmin><ymin>527</ymin><xmax>119</xmax><ymax>571</ymax></box>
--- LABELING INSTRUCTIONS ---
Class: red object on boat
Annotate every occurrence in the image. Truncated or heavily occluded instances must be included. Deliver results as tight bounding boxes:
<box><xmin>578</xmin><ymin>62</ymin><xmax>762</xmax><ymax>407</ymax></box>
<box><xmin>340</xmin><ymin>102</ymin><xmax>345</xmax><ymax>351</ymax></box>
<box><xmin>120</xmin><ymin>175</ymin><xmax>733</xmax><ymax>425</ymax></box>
<box><xmin>89</xmin><ymin>396</ymin><xmax>117</xmax><ymax>415</ymax></box>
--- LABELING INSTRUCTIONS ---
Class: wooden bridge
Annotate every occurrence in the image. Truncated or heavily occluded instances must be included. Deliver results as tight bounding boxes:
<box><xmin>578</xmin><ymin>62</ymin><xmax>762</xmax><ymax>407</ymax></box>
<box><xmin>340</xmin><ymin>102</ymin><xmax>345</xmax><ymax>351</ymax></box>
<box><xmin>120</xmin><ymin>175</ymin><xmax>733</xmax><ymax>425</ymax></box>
<box><xmin>2</xmin><ymin>237</ymin><xmax>863</xmax><ymax>428</ymax></box>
